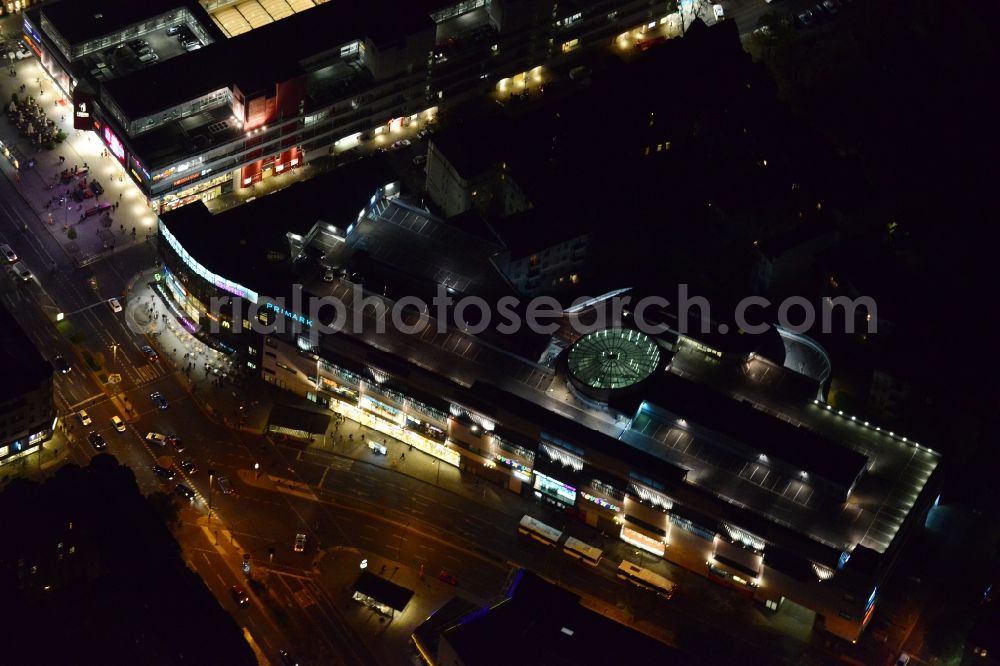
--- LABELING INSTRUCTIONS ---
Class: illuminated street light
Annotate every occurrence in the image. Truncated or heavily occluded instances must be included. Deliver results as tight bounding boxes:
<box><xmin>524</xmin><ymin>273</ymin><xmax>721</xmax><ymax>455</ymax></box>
<box><xmin>207</xmin><ymin>469</ymin><xmax>215</xmax><ymax>525</ymax></box>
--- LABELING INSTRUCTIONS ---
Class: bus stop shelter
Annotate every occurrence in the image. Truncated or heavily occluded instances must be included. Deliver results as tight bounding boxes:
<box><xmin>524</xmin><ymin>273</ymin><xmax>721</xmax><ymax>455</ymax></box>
<box><xmin>351</xmin><ymin>572</ymin><xmax>414</xmax><ymax>619</ymax></box>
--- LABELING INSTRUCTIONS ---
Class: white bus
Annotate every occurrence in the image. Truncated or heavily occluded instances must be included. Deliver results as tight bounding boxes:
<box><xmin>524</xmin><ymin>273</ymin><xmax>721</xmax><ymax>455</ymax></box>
<box><xmin>563</xmin><ymin>536</ymin><xmax>603</xmax><ymax>566</ymax></box>
<box><xmin>518</xmin><ymin>515</ymin><xmax>563</xmax><ymax>547</ymax></box>
<box><xmin>617</xmin><ymin>561</ymin><xmax>677</xmax><ymax>599</ymax></box>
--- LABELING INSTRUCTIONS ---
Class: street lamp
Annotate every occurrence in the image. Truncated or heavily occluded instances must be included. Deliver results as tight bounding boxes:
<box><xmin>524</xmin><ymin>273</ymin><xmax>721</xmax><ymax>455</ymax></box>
<box><xmin>254</xmin><ymin>462</ymin><xmax>260</xmax><ymax>479</ymax></box>
<box><xmin>207</xmin><ymin>469</ymin><xmax>215</xmax><ymax>525</ymax></box>
<box><xmin>109</xmin><ymin>342</ymin><xmax>119</xmax><ymax>367</ymax></box>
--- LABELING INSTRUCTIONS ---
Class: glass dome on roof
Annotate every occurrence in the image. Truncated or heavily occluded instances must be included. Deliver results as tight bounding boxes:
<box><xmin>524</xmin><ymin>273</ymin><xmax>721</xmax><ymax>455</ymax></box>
<box><xmin>567</xmin><ymin>328</ymin><xmax>661</xmax><ymax>390</ymax></box>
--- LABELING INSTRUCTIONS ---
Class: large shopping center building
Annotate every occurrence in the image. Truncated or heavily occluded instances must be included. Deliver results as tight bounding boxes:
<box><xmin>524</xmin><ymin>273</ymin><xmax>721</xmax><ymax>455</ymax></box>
<box><xmin>155</xmin><ymin>155</ymin><xmax>942</xmax><ymax>643</ymax></box>
<box><xmin>21</xmin><ymin>0</ymin><xmax>679</xmax><ymax>213</ymax></box>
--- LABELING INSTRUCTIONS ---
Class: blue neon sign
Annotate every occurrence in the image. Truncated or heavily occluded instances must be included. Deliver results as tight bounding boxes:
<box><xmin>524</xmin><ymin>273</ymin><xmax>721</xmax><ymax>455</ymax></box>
<box><xmin>264</xmin><ymin>301</ymin><xmax>312</xmax><ymax>327</ymax></box>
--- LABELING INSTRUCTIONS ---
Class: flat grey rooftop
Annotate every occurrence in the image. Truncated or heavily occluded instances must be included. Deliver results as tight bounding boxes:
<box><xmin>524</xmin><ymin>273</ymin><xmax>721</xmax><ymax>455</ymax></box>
<box><xmin>345</xmin><ymin>197</ymin><xmax>510</xmax><ymax>300</ymax></box>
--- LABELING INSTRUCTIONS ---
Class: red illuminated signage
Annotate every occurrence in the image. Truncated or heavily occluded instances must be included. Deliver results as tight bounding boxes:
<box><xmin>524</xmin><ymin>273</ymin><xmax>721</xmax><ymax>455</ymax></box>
<box><xmin>103</xmin><ymin>126</ymin><xmax>125</xmax><ymax>163</ymax></box>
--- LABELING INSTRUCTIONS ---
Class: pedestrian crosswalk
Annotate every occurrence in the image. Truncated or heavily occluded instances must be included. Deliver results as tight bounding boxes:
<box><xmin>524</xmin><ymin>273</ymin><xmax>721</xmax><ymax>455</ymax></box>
<box><xmin>293</xmin><ymin>588</ymin><xmax>317</xmax><ymax>609</ymax></box>
<box><xmin>328</xmin><ymin>456</ymin><xmax>354</xmax><ymax>472</ymax></box>
<box><xmin>296</xmin><ymin>448</ymin><xmax>354</xmax><ymax>472</ymax></box>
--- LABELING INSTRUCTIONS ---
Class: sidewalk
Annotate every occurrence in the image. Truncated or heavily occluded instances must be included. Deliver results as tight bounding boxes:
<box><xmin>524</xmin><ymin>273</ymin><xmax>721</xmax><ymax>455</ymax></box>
<box><xmin>129</xmin><ymin>278</ymin><xmax>241</xmax><ymax>395</ymax></box>
<box><xmin>0</xmin><ymin>57</ymin><xmax>155</xmax><ymax>265</ymax></box>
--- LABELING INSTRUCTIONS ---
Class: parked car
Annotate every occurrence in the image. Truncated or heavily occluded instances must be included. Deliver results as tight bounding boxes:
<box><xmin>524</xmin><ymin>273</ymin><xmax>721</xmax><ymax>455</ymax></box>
<box><xmin>416</xmin><ymin>129</ymin><xmax>430</xmax><ymax>140</ymax></box>
<box><xmin>12</xmin><ymin>262</ymin><xmax>31</xmax><ymax>281</ymax></box>
<box><xmin>109</xmin><ymin>298</ymin><xmax>123</xmax><ymax>313</ymax></box>
<box><xmin>796</xmin><ymin>10</ymin><xmax>816</xmax><ymax>27</ymax></box>
<box><xmin>111</xmin><ymin>415</ymin><xmax>126</xmax><ymax>432</ymax></box>
<box><xmin>53</xmin><ymin>355</ymin><xmax>71</xmax><ymax>374</ymax></box>
<box><xmin>179</xmin><ymin>458</ymin><xmax>197</xmax><ymax>474</ymax></box>
<box><xmin>14</xmin><ymin>48</ymin><xmax>31</xmax><ymax>60</ymax></box>
<box><xmin>230</xmin><ymin>585</ymin><xmax>249</xmax><ymax>606</ymax></box>
<box><xmin>89</xmin><ymin>180</ymin><xmax>104</xmax><ymax>196</ymax></box>
<box><xmin>412</xmin><ymin>154</ymin><xmax>426</xmax><ymax>166</ymax></box>
<box><xmin>78</xmin><ymin>410</ymin><xmax>92</xmax><ymax>426</ymax></box>
<box><xmin>294</xmin><ymin>533</ymin><xmax>306</xmax><ymax>552</ymax></box>
<box><xmin>712</xmin><ymin>4</ymin><xmax>725</xmax><ymax>21</ymax></box>
<box><xmin>150</xmin><ymin>391</ymin><xmax>168</xmax><ymax>410</ymax></box>
<box><xmin>153</xmin><ymin>464</ymin><xmax>175</xmax><ymax>482</ymax></box>
<box><xmin>145</xmin><ymin>432</ymin><xmax>168</xmax><ymax>446</ymax></box>
<box><xmin>278</xmin><ymin>650</ymin><xmax>298</xmax><ymax>666</ymax></box>
<box><xmin>438</xmin><ymin>569</ymin><xmax>458</xmax><ymax>586</ymax></box>
<box><xmin>174</xmin><ymin>484</ymin><xmax>195</xmax><ymax>501</ymax></box>
<box><xmin>166</xmin><ymin>434</ymin><xmax>184</xmax><ymax>453</ymax></box>
<box><xmin>0</xmin><ymin>244</ymin><xmax>17</xmax><ymax>263</ymax></box>
<box><xmin>87</xmin><ymin>431</ymin><xmax>106</xmax><ymax>450</ymax></box>
<box><xmin>166</xmin><ymin>25</ymin><xmax>183</xmax><ymax>36</ymax></box>
<box><xmin>216</xmin><ymin>475</ymin><xmax>233</xmax><ymax>494</ymax></box>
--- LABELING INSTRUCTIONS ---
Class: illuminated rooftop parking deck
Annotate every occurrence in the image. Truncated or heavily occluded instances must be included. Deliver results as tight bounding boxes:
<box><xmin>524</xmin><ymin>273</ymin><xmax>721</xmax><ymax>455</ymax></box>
<box><xmin>307</xmin><ymin>273</ymin><xmax>940</xmax><ymax>558</ymax></box>
<box><xmin>200</xmin><ymin>0</ymin><xmax>332</xmax><ymax>37</ymax></box>
<box><xmin>301</xmin><ymin>198</ymin><xmax>940</xmax><ymax>557</ymax></box>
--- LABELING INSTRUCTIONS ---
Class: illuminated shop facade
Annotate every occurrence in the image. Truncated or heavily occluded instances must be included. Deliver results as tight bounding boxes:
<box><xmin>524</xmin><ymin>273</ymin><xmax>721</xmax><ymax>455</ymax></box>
<box><xmin>23</xmin><ymin>0</ymin><xmax>684</xmax><ymax>213</ymax></box>
<box><xmin>157</xmin><ymin>219</ymin><xmax>258</xmax><ymax>355</ymax></box>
